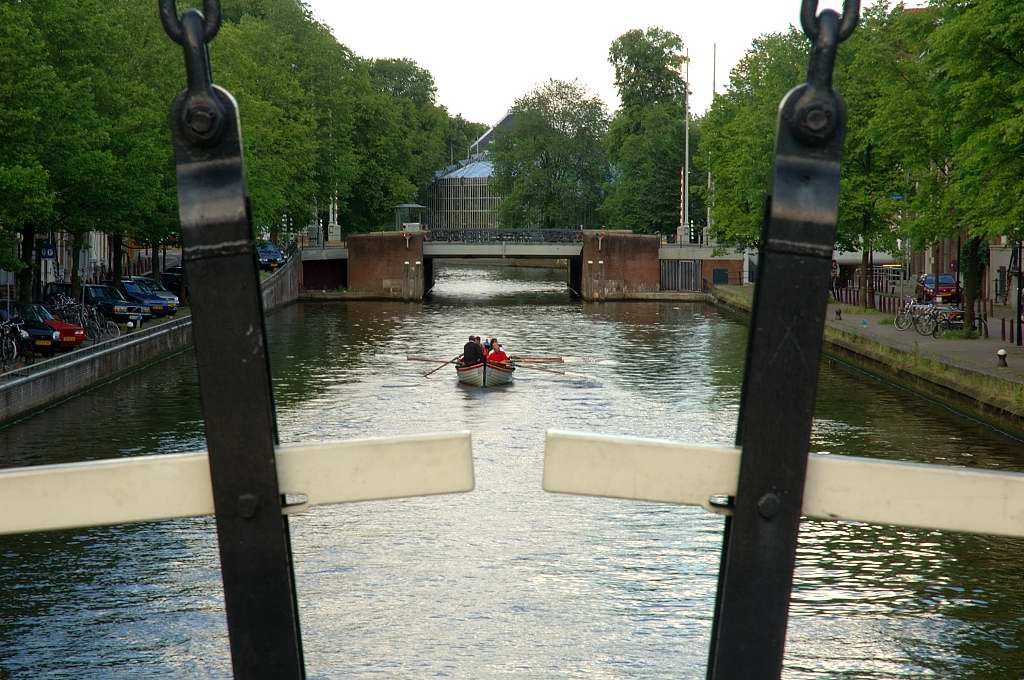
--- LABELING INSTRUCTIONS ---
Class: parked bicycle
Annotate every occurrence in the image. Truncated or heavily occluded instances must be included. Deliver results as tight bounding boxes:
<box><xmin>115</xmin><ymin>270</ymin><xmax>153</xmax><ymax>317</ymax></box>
<box><xmin>932</xmin><ymin>307</ymin><xmax>989</xmax><ymax>338</ymax></box>
<box><xmin>0</xmin><ymin>318</ymin><xmax>23</xmax><ymax>368</ymax></box>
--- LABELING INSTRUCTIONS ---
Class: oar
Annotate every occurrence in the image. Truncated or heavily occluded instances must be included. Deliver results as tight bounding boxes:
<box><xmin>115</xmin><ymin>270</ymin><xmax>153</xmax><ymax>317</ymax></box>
<box><xmin>423</xmin><ymin>354</ymin><xmax>462</xmax><ymax>378</ymax></box>
<box><xmin>512</xmin><ymin>355</ymin><xmax>564</xmax><ymax>363</ymax></box>
<box><xmin>512</xmin><ymin>363</ymin><xmax>566</xmax><ymax>377</ymax></box>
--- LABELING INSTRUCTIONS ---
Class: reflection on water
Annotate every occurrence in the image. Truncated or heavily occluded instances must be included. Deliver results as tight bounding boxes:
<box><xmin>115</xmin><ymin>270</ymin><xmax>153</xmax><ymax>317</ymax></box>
<box><xmin>1</xmin><ymin>263</ymin><xmax>1021</xmax><ymax>678</ymax></box>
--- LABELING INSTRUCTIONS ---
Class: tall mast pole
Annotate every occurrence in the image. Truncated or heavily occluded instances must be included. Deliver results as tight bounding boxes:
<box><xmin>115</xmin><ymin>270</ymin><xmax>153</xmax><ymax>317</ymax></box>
<box><xmin>708</xmin><ymin>43</ymin><xmax>715</xmax><ymax>236</ymax></box>
<box><xmin>684</xmin><ymin>49</ymin><xmax>690</xmax><ymax>235</ymax></box>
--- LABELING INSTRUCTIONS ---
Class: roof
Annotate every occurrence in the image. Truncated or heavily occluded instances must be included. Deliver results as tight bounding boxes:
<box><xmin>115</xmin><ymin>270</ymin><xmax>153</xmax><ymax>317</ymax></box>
<box><xmin>438</xmin><ymin>159</ymin><xmax>494</xmax><ymax>179</ymax></box>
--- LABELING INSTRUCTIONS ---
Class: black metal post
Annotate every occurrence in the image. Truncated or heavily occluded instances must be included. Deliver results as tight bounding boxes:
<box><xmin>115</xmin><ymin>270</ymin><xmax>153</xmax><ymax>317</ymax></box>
<box><xmin>707</xmin><ymin>2</ymin><xmax>859</xmax><ymax>678</ymax></box>
<box><xmin>160</xmin><ymin>3</ymin><xmax>305</xmax><ymax>678</ymax></box>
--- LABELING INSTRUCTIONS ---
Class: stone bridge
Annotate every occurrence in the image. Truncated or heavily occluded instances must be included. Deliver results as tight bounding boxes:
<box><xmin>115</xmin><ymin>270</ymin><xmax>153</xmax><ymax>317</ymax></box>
<box><xmin>300</xmin><ymin>229</ymin><xmax>747</xmax><ymax>301</ymax></box>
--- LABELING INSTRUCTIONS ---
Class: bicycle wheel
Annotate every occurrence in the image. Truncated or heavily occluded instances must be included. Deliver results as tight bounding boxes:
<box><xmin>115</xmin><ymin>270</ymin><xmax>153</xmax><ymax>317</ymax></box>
<box><xmin>932</xmin><ymin>319</ymin><xmax>947</xmax><ymax>338</ymax></box>
<box><xmin>103</xmin><ymin>321</ymin><xmax>121</xmax><ymax>339</ymax></box>
<box><xmin>894</xmin><ymin>309</ymin><xmax>912</xmax><ymax>330</ymax></box>
<box><xmin>915</xmin><ymin>313</ymin><xmax>937</xmax><ymax>336</ymax></box>
<box><xmin>1</xmin><ymin>336</ymin><xmax>16</xmax><ymax>366</ymax></box>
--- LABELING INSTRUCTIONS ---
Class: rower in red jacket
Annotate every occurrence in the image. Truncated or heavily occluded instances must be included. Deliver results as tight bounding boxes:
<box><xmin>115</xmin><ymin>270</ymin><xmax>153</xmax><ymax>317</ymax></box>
<box><xmin>487</xmin><ymin>338</ymin><xmax>509</xmax><ymax>364</ymax></box>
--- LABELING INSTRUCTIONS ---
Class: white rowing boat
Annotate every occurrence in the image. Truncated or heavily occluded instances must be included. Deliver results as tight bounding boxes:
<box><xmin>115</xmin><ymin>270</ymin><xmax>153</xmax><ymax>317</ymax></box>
<box><xmin>455</xmin><ymin>360</ymin><xmax>515</xmax><ymax>387</ymax></box>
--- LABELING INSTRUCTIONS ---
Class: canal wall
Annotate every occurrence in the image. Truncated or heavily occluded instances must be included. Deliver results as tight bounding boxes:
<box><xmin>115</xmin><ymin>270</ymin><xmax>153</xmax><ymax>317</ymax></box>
<box><xmin>580</xmin><ymin>231</ymin><xmax>661</xmax><ymax>301</ymax></box>
<box><xmin>346</xmin><ymin>232</ymin><xmax>425</xmax><ymax>300</ymax></box>
<box><xmin>0</xmin><ymin>257</ymin><xmax>302</xmax><ymax>426</ymax></box>
<box><xmin>708</xmin><ymin>285</ymin><xmax>1024</xmax><ymax>435</ymax></box>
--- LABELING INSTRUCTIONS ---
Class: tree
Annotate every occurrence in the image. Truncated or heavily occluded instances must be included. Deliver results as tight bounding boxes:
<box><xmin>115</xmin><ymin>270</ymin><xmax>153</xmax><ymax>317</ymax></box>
<box><xmin>602</xmin><ymin>103</ymin><xmax>684</xmax><ymax>233</ymax></box>
<box><xmin>698</xmin><ymin>31</ymin><xmax>807</xmax><ymax>248</ymax></box>
<box><xmin>608</xmin><ymin>28</ymin><xmax>686</xmax><ymax>110</ymax></box>
<box><xmin>491</xmin><ymin>80</ymin><xmax>609</xmax><ymax>228</ymax></box>
<box><xmin>602</xmin><ymin>27</ymin><xmax>688</xmax><ymax>234</ymax></box>
<box><xmin>0</xmin><ymin>4</ymin><xmax>56</xmax><ymax>274</ymax></box>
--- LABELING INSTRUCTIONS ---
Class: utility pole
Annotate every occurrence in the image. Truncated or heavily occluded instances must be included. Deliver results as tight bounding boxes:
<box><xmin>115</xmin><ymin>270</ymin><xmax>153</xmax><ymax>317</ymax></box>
<box><xmin>707</xmin><ymin>43</ymin><xmax>715</xmax><ymax>240</ymax></box>
<box><xmin>683</xmin><ymin>49</ymin><xmax>690</xmax><ymax>237</ymax></box>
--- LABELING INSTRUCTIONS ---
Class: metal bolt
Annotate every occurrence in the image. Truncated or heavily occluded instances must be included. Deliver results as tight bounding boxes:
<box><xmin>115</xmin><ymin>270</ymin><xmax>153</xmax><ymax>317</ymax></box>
<box><xmin>757</xmin><ymin>492</ymin><xmax>781</xmax><ymax>519</ymax></box>
<box><xmin>997</xmin><ymin>348</ymin><xmax>1008</xmax><ymax>368</ymax></box>
<box><xmin>237</xmin><ymin>493</ymin><xmax>259</xmax><ymax>519</ymax></box>
<box><xmin>801</xmin><ymin>106</ymin><xmax>831</xmax><ymax>133</ymax></box>
<box><xmin>186</xmin><ymin>107</ymin><xmax>216</xmax><ymax>135</ymax></box>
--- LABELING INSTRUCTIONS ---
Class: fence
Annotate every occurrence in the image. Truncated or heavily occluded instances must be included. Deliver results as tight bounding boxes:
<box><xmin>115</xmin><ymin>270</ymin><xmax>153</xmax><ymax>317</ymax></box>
<box><xmin>425</xmin><ymin>228</ymin><xmax>583</xmax><ymax>244</ymax></box>
<box><xmin>660</xmin><ymin>260</ymin><xmax>700</xmax><ymax>291</ymax></box>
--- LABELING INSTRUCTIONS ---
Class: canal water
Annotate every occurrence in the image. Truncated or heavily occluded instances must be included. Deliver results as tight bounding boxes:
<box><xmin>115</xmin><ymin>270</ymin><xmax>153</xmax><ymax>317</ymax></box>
<box><xmin>1</xmin><ymin>263</ymin><xmax>1022</xmax><ymax>679</ymax></box>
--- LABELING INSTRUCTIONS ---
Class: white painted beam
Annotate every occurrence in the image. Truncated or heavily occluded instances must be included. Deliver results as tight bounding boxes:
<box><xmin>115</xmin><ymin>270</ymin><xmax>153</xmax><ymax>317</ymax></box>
<box><xmin>0</xmin><ymin>432</ymin><xmax>473</xmax><ymax>536</ymax></box>
<box><xmin>543</xmin><ymin>430</ymin><xmax>1024</xmax><ymax>538</ymax></box>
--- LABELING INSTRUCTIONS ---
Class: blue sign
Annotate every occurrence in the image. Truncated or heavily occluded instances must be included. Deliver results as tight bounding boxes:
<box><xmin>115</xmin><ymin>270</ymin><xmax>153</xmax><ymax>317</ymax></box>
<box><xmin>890</xmin><ymin>193</ymin><xmax>905</xmax><ymax>201</ymax></box>
<box><xmin>40</xmin><ymin>241</ymin><xmax>56</xmax><ymax>260</ymax></box>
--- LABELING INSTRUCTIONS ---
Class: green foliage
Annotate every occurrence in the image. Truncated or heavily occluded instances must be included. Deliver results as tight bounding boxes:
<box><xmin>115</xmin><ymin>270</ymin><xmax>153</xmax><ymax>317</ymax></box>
<box><xmin>608</xmin><ymin>27</ymin><xmax>686</xmax><ymax>110</ymax></box>
<box><xmin>602</xmin><ymin>27</ymin><xmax>688</xmax><ymax>234</ymax></box>
<box><xmin>603</xmin><ymin>103</ymin><xmax>684</xmax><ymax>233</ymax></box>
<box><xmin>491</xmin><ymin>80</ymin><xmax>609</xmax><ymax>228</ymax></box>
<box><xmin>931</xmin><ymin>0</ymin><xmax>1024</xmax><ymax>242</ymax></box>
<box><xmin>700</xmin><ymin>2</ymin><xmax>1023</xmax><ymax>262</ymax></box>
<box><xmin>698</xmin><ymin>31</ymin><xmax>806</xmax><ymax>247</ymax></box>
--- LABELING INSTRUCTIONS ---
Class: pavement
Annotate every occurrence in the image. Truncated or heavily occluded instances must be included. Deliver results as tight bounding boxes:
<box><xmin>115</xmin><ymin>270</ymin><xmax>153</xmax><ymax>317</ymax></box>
<box><xmin>713</xmin><ymin>285</ymin><xmax>1024</xmax><ymax>386</ymax></box>
<box><xmin>826</xmin><ymin>304</ymin><xmax>1024</xmax><ymax>385</ymax></box>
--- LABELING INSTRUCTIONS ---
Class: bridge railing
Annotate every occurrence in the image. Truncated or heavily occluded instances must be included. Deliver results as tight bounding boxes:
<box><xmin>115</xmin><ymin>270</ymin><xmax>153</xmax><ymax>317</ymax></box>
<box><xmin>425</xmin><ymin>228</ymin><xmax>583</xmax><ymax>244</ymax></box>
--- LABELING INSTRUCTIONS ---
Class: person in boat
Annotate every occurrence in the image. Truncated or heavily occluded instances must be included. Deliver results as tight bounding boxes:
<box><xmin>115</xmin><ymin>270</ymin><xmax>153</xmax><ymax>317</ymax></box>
<box><xmin>487</xmin><ymin>338</ymin><xmax>509</xmax><ymax>364</ymax></box>
<box><xmin>462</xmin><ymin>335</ymin><xmax>483</xmax><ymax>365</ymax></box>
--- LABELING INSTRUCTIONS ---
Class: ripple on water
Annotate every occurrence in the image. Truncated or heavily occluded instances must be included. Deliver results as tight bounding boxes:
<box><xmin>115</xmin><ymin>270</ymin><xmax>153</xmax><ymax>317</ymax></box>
<box><xmin>0</xmin><ymin>263</ymin><xmax>1021</xmax><ymax>678</ymax></box>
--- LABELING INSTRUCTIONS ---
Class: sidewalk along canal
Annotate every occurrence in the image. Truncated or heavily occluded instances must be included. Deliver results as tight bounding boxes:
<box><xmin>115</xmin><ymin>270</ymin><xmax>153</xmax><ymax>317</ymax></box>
<box><xmin>709</xmin><ymin>285</ymin><xmax>1024</xmax><ymax>434</ymax></box>
<box><xmin>0</xmin><ymin>257</ymin><xmax>302</xmax><ymax>425</ymax></box>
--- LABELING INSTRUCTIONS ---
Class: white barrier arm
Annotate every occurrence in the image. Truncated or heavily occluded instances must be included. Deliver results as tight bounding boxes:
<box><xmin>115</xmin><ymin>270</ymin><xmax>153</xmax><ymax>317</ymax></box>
<box><xmin>0</xmin><ymin>431</ymin><xmax>474</xmax><ymax>536</ymax></box>
<box><xmin>543</xmin><ymin>430</ymin><xmax>1024</xmax><ymax>538</ymax></box>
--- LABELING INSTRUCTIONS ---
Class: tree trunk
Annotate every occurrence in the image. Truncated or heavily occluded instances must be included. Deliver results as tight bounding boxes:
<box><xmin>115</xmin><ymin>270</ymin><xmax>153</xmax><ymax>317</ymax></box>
<box><xmin>70</xmin><ymin>230</ymin><xmax>84</xmax><ymax>301</ymax></box>
<box><xmin>860</xmin><ymin>244</ymin><xmax>869</xmax><ymax>308</ymax></box>
<box><xmin>111</xmin><ymin>233</ymin><xmax>123</xmax><ymax>282</ymax></box>
<box><xmin>151</xmin><ymin>239</ymin><xmax>160</xmax><ymax>278</ymax></box>
<box><xmin>17</xmin><ymin>225</ymin><xmax>35</xmax><ymax>303</ymax></box>
<box><xmin>961</xmin><ymin>236</ymin><xmax>983</xmax><ymax>332</ymax></box>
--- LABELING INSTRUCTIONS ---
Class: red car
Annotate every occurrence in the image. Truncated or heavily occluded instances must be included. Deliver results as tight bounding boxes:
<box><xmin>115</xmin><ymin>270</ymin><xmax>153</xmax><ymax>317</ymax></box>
<box><xmin>18</xmin><ymin>303</ymin><xmax>87</xmax><ymax>349</ymax></box>
<box><xmin>915</xmin><ymin>274</ymin><xmax>961</xmax><ymax>303</ymax></box>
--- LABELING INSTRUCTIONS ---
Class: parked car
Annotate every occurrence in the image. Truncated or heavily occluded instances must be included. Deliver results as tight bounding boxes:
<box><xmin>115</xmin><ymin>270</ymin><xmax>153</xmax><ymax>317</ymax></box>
<box><xmin>257</xmin><ymin>242</ymin><xmax>287</xmax><ymax>271</ymax></box>
<box><xmin>915</xmin><ymin>273</ymin><xmax>961</xmax><ymax>303</ymax></box>
<box><xmin>0</xmin><ymin>308</ymin><xmax>62</xmax><ymax>355</ymax></box>
<box><xmin>82</xmin><ymin>285</ymin><xmax>146</xmax><ymax>324</ymax></box>
<box><xmin>117</xmin><ymin>278</ymin><xmax>176</xmax><ymax>317</ymax></box>
<box><xmin>16</xmin><ymin>303</ymin><xmax>86</xmax><ymax>349</ymax></box>
<box><xmin>123</xmin><ymin>276</ymin><xmax>179</xmax><ymax>315</ymax></box>
<box><xmin>160</xmin><ymin>265</ymin><xmax>185</xmax><ymax>296</ymax></box>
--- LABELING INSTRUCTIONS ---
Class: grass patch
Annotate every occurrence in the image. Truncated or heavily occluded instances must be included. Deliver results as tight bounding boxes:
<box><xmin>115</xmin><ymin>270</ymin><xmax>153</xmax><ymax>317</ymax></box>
<box><xmin>834</xmin><ymin>302</ymin><xmax>885</xmax><ymax>316</ymax></box>
<box><xmin>877</xmin><ymin>316</ymin><xmax>895</xmax><ymax>325</ymax></box>
<box><xmin>936</xmin><ymin>329</ymin><xmax>979</xmax><ymax>340</ymax></box>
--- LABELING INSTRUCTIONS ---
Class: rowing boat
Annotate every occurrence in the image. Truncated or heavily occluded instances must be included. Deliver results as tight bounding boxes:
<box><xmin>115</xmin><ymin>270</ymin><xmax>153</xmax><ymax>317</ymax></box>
<box><xmin>455</xmin><ymin>360</ymin><xmax>515</xmax><ymax>387</ymax></box>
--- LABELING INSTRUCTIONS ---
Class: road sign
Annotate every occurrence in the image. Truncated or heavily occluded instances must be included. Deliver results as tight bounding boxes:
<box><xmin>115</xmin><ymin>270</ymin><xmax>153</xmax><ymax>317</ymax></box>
<box><xmin>40</xmin><ymin>241</ymin><xmax>56</xmax><ymax>260</ymax></box>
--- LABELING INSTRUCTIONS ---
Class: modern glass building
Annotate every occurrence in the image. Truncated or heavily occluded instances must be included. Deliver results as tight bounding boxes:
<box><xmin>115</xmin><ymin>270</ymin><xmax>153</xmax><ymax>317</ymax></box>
<box><xmin>429</xmin><ymin>114</ymin><xmax>513</xmax><ymax>229</ymax></box>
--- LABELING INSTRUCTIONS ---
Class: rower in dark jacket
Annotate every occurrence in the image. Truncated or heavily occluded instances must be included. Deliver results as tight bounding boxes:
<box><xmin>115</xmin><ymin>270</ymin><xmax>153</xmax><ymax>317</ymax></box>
<box><xmin>462</xmin><ymin>335</ymin><xmax>483</xmax><ymax>364</ymax></box>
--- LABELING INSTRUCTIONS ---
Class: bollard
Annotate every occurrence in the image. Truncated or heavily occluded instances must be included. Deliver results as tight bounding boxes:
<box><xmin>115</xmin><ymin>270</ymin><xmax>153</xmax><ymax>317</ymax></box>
<box><xmin>997</xmin><ymin>349</ymin><xmax>1008</xmax><ymax>368</ymax></box>
<box><xmin>1002</xmin><ymin>318</ymin><xmax>1007</xmax><ymax>342</ymax></box>
<box><xmin>983</xmin><ymin>314</ymin><xmax>989</xmax><ymax>338</ymax></box>
<box><xmin>835</xmin><ymin>308</ymin><xmax>842</xmax><ymax>321</ymax></box>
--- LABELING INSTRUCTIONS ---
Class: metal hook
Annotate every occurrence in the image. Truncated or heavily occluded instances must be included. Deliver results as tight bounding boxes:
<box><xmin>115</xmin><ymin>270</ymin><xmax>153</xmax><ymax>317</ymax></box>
<box><xmin>800</xmin><ymin>0</ymin><xmax>861</xmax><ymax>43</ymax></box>
<box><xmin>159</xmin><ymin>0</ymin><xmax>222</xmax><ymax>45</ymax></box>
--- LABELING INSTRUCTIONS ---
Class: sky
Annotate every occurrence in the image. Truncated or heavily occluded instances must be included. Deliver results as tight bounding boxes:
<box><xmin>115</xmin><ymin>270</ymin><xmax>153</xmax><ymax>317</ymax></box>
<box><xmin>307</xmin><ymin>0</ymin><xmax>873</xmax><ymax>127</ymax></box>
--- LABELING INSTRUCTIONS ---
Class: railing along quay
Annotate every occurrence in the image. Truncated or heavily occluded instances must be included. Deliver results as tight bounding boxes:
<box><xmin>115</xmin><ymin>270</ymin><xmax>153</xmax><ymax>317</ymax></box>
<box><xmin>0</xmin><ymin>315</ymin><xmax>192</xmax><ymax>386</ymax></box>
<box><xmin>425</xmin><ymin>228</ymin><xmax>583</xmax><ymax>244</ymax></box>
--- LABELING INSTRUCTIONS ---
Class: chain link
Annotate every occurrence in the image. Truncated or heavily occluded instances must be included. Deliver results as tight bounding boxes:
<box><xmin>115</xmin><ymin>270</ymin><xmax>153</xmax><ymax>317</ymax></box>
<box><xmin>159</xmin><ymin>0</ymin><xmax>221</xmax><ymax>46</ymax></box>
